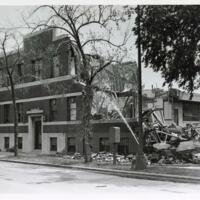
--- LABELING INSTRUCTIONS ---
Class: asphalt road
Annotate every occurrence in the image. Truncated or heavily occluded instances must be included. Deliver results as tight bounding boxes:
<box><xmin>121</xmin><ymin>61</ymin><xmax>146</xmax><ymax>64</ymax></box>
<box><xmin>0</xmin><ymin>162</ymin><xmax>200</xmax><ymax>200</ymax></box>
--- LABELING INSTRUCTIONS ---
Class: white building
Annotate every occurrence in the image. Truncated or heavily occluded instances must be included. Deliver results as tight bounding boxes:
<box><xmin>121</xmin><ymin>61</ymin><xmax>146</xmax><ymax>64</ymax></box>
<box><xmin>143</xmin><ymin>88</ymin><xmax>200</xmax><ymax>127</ymax></box>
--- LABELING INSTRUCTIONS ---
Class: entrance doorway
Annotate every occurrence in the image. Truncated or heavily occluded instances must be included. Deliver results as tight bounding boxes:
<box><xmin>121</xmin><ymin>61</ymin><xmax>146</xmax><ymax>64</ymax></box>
<box><xmin>33</xmin><ymin>117</ymin><xmax>42</xmax><ymax>149</ymax></box>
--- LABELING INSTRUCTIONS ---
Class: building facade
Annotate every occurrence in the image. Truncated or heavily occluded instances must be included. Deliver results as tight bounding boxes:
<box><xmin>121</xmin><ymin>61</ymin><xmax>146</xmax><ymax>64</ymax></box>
<box><xmin>144</xmin><ymin>88</ymin><xmax>200</xmax><ymax>127</ymax></box>
<box><xmin>0</xmin><ymin>28</ymin><xmax>138</xmax><ymax>155</ymax></box>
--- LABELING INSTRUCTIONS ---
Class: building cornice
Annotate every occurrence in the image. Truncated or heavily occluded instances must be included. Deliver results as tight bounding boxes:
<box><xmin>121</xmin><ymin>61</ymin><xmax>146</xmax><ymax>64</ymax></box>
<box><xmin>0</xmin><ymin>75</ymin><xmax>77</xmax><ymax>92</ymax></box>
<box><xmin>0</xmin><ymin>92</ymin><xmax>82</xmax><ymax>105</ymax></box>
<box><xmin>0</xmin><ymin>118</ymin><xmax>136</xmax><ymax>127</ymax></box>
<box><xmin>43</xmin><ymin>118</ymin><xmax>136</xmax><ymax>125</ymax></box>
<box><xmin>0</xmin><ymin>123</ymin><xmax>28</xmax><ymax>127</ymax></box>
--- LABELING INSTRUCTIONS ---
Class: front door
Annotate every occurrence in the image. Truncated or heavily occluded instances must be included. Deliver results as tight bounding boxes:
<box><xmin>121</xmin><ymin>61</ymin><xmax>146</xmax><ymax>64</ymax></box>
<box><xmin>34</xmin><ymin>118</ymin><xmax>42</xmax><ymax>149</ymax></box>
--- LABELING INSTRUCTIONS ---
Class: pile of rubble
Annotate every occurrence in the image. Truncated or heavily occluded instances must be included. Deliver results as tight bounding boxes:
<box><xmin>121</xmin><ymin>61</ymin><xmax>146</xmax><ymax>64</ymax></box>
<box><xmin>143</xmin><ymin>108</ymin><xmax>200</xmax><ymax>164</ymax></box>
<box><xmin>91</xmin><ymin>152</ymin><xmax>132</xmax><ymax>164</ymax></box>
<box><xmin>57</xmin><ymin>151</ymin><xmax>133</xmax><ymax>164</ymax></box>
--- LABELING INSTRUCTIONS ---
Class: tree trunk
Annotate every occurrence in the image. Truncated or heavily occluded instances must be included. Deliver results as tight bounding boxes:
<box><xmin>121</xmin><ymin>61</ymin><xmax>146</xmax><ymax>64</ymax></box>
<box><xmin>10</xmin><ymin>79</ymin><xmax>18</xmax><ymax>157</ymax></box>
<box><xmin>82</xmin><ymin>84</ymin><xmax>93</xmax><ymax>162</ymax></box>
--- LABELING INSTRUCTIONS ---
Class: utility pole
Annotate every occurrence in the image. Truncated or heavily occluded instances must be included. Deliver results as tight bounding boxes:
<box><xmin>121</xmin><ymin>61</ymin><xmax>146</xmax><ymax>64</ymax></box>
<box><xmin>134</xmin><ymin>5</ymin><xmax>146</xmax><ymax>170</ymax></box>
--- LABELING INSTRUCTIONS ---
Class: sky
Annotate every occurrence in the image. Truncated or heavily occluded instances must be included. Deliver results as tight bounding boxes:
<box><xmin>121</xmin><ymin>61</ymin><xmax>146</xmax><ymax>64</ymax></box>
<box><xmin>0</xmin><ymin>5</ymin><xmax>173</xmax><ymax>91</ymax></box>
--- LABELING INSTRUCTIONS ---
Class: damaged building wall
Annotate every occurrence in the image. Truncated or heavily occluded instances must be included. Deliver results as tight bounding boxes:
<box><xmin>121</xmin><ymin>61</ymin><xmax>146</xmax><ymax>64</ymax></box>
<box><xmin>144</xmin><ymin>88</ymin><xmax>200</xmax><ymax>127</ymax></box>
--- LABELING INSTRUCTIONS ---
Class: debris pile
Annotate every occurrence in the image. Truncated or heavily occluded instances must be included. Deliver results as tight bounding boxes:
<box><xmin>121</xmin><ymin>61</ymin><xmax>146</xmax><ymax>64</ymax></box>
<box><xmin>56</xmin><ymin>151</ymin><xmax>133</xmax><ymax>164</ymax></box>
<box><xmin>56</xmin><ymin>151</ymin><xmax>83</xmax><ymax>160</ymax></box>
<box><xmin>142</xmin><ymin>108</ymin><xmax>200</xmax><ymax>164</ymax></box>
<box><xmin>71</xmin><ymin>152</ymin><xmax>82</xmax><ymax>159</ymax></box>
<box><xmin>91</xmin><ymin>151</ymin><xmax>131</xmax><ymax>164</ymax></box>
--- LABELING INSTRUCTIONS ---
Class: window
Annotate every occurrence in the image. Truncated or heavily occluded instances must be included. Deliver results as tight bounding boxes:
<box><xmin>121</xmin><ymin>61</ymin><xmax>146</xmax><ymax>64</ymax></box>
<box><xmin>183</xmin><ymin>102</ymin><xmax>200</xmax><ymax>121</ymax></box>
<box><xmin>4</xmin><ymin>137</ymin><xmax>9</xmax><ymax>149</ymax></box>
<box><xmin>70</xmin><ymin>56</ymin><xmax>76</xmax><ymax>75</ymax></box>
<box><xmin>67</xmin><ymin>97</ymin><xmax>77</xmax><ymax>121</ymax></box>
<box><xmin>69</xmin><ymin>48</ymin><xmax>76</xmax><ymax>75</ymax></box>
<box><xmin>3</xmin><ymin>104</ymin><xmax>10</xmax><ymax>123</ymax></box>
<box><xmin>32</xmin><ymin>59</ymin><xmax>42</xmax><ymax>80</ymax></box>
<box><xmin>164</xmin><ymin>101</ymin><xmax>172</xmax><ymax>120</ymax></box>
<box><xmin>17</xmin><ymin>63</ymin><xmax>23</xmax><ymax>82</ymax></box>
<box><xmin>99</xmin><ymin>137</ymin><xmax>110</xmax><ymax>152</ymax></box>
<box><xmin>6</xmin><ymin>76</ymin><xmax>10</xmax><ymax>86</ymax></box>
<box><xmin>53</xmin><ymin>56</ymin><xmax>60</xmax><ymax>77</ymax></box>
<box><xmin>17</xmin><ymin>103</ymin><xmax>23</xmax><ymax>123</ymax></box>
<box><xmin>0</xmin><ymin>70</ymin><xmax>9</xmax><ymax>87</ymax></box>
<box><xmin>0</xmin><ymin>70</ymin><xmax>4</xmax><ymax>87</ymax></box>
<box><xmin>18</xmin><ymin>137</ymin><xmax>23</xmax><ymax>149</ymax></box>
<box><xmin>118</xmin><ymin>137</ymin><xmax>129</xmax><ymax>155</ymax></box>
<box><xmin>49</xmin><ymin>99</ymin><xmax>57</xmax><ymax>121</ymax></box>
<box><xmin>67</xmin><ymin>137</ymin><xmax>76</xmax><ymax>153</ymax></box>
<box><xmin>50</xmin><ymin>137</ymin><xmax>57</xmax><ymax>151</ymax></box>
<box><xmin>17</xmin><ymin>63</ymin><xmax>22</xmax><ymax>77</ymax></box>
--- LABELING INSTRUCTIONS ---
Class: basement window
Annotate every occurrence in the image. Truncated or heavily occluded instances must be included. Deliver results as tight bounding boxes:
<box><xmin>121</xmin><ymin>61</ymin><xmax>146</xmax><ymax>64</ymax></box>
<box><xmin>99</xmin><ymin>137</ymin><xmax>110</xmax><ymax>152</ymax></box>
<box><xmin>118</xmin><ymin>137</ymin><xmax>129</xmax><ymax>155</ymax></box>
<box><xmin>50</xmin><ymin>137</ymin><xmax>57</xmax><ymax>151</ymax></box>
<box><xmin>4</xmin><ymin>137</ymin><xmax>9</xmax><ymax>149</ymax></box>
<box><xmin>18</xmin><ymin>137</ymin><xmax>23</xmax><ymax>149</ymax></box>
<box><xmin>67</xmin><ymin>137</ymin><xmax>76</xmax><ymax>153</ymax></box>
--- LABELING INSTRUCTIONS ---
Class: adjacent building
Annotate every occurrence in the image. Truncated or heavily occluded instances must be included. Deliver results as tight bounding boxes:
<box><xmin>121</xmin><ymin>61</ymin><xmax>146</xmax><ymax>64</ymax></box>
<box><xmin>144</xmin><ymin>88</ymin><xmax>200</xmax><ymax>127</ymax></box>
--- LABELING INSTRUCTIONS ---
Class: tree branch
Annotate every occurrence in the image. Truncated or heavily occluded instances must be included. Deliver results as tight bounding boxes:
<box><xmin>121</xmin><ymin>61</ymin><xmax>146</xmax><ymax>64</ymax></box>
<box><xmin>89</xmin><ymin>61</ymin><xmax>113</xmax><ymax>84</ymax></box>
<box><xmin>76</xmin><ymin>6</ymin><xmax>113</xmax><ymax>32</ymax></box>
<box><xmin>82</xmin><ymin>38</ymin><xmax>127</xmax><ymax>48</ymax></box>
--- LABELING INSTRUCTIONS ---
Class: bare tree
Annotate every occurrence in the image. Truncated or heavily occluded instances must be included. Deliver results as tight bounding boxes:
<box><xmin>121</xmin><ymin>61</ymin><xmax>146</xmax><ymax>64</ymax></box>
<box><xmin>26</xmin><ymin>5</ymin><xmax>132</xmax><ymax>162</ymax></box>
<box><xmin>0</xmin><ymin>30</ymin><xmax>23</xmax><ymax>156</ymax></box>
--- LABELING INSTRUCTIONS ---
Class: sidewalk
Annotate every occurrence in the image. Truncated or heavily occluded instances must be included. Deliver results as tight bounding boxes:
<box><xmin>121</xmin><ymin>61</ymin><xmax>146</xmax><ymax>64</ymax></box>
<box><xmin>1</xmin><ymin>152</ymin><xmax>200</xmax><ymax>184</ymax></box>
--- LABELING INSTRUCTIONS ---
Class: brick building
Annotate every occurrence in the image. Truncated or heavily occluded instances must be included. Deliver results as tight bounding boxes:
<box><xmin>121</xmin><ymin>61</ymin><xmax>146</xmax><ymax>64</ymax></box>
<box><xmin>0</xmin><ymin>28</ymin><xmax>138</xmax><ymax>155</ymax></box>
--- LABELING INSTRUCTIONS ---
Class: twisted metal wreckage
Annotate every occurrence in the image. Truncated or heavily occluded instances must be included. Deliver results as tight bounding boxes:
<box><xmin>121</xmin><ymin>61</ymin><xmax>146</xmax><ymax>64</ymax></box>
<box><xmin>142</xmin><ymin>108</ymin><xmax>200</xmax><ymax>164</ymax></box>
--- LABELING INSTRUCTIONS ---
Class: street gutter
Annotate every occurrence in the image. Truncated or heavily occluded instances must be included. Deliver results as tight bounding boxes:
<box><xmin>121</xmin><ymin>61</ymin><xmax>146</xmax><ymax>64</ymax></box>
<box><xmin>0</xmin><ymin>159</ymin><xmax>200</xmax><ymax>184</ymax></box>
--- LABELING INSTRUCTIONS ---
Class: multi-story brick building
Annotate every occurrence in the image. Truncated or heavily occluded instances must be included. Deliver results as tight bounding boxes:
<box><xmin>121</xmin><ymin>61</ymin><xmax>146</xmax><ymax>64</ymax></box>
<box><xmin>0</xmin><ymin>28</ymin><xmax>138</xmax><ymax>155</ymax></box>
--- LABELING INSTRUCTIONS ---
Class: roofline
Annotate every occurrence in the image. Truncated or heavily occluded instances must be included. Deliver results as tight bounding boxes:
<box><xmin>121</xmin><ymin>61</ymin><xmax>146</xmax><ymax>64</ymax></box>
<box><xmin>23</xmin><ymin>27</ymin><xmax>54</xmax><ymax>39</ymax></box>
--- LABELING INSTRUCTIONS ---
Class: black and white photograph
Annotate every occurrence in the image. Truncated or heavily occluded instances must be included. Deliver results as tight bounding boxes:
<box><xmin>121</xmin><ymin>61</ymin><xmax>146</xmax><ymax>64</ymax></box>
<box><xmin>0</xmin><ymin>1</ymin><xmax>200</xmax><ymax>199</ymax></box>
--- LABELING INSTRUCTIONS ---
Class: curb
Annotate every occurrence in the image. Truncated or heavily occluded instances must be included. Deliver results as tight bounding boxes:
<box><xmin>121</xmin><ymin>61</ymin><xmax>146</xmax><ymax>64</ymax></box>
<box><xmin>0</xmin><ymin>159</ymin><xmax>200</xmax><ymax>184</ymax></box>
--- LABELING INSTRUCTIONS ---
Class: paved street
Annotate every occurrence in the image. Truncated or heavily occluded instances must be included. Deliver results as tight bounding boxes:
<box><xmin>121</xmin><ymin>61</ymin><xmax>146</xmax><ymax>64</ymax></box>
<box><xmin>0</xmin><ymin>162</ymin><xmax>200</xmax><ymax>200</ymax></box>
